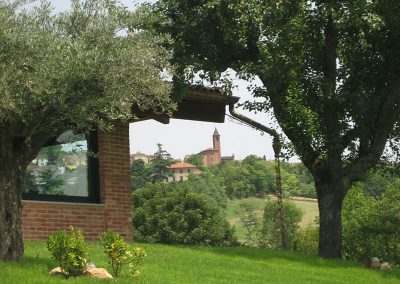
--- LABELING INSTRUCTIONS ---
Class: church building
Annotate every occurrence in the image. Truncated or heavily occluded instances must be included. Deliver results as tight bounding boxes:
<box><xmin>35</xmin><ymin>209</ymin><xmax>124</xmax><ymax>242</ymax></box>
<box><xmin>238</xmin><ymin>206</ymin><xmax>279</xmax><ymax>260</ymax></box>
<box><xmin>199</xmin><ymin>129</ymin><xmax>234</xmax><ymax>167</ymax></box>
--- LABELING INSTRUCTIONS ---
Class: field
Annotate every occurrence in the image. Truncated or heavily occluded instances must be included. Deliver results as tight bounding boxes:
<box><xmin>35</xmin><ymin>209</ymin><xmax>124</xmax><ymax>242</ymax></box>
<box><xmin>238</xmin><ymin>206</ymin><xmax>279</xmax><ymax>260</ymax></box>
<box><xmin>1</xmin><ymin>242</ymin><xmax>399</xmax><ymax>284</ymax></box>
<box><xmin>226</xmin><ymin>197</ymin><xmax>319</xmax><ymax>242</ymax></box>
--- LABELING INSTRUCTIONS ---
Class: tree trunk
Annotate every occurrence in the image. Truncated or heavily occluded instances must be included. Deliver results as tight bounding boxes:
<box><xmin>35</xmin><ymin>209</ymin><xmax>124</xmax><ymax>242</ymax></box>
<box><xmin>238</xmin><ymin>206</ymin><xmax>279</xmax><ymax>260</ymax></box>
<box><xmin>0</xmin><ymin>165</ymin><xmax>25</xmax><ymax>261</ymax></box>
<box><xmin>315</xmin><ymin>178</ymin><xmax>346</xmax><ymax>259</ymax></box>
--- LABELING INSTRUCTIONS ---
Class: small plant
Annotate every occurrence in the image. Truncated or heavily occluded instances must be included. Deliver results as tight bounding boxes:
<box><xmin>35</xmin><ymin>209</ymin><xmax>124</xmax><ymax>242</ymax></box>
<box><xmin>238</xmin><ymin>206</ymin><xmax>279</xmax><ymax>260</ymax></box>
<box><xmin>237</xmin><ymin>203</ymin><xmax>260</xmax><ymax>247</ymax></box>
<box><xmin>258</xmin><ymin>199</ymin><xmax>303</xmax><ymax>249</ymax></box>
<box><xmin>98</xmin><ymin>230</ymin><xmax>146</xmax><ymax>278</ymax></box>
<box><xmin>47</xmin><ymin>226</ymin><xmax>89</xmax><ymax>277</ymax></box>
<box><xmin>294</xmin><ymin>219</ymin><xmax>319</xmax><ymax>255</ymax></box>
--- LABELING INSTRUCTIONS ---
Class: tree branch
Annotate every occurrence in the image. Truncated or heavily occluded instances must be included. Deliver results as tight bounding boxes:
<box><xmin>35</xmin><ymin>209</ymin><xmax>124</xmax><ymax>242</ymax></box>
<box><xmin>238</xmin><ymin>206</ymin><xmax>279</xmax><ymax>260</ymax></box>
<box><xmin>264</xmin><ymin>84</ymin><xmax>319</xmax><ymax>173</ymax></box>
<box><xmin>346</xmin><ymin>75</ymin><xmax>400</xmax><ymax>184</ymax></box>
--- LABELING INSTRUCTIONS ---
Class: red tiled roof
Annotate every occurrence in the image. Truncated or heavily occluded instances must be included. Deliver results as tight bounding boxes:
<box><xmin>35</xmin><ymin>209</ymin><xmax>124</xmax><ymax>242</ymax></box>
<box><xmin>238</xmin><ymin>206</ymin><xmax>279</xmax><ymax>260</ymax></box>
<box><xmin>131</xmin><ymin>152</ymin><xmax>146</xmax><ymax>156</ymax></box>
<box><xmin>221</xmin><ymin>155</ymin><xmax>234</xmax><ymax>160</ymax></box>
<box><xmin>168</xmin><ymin>162</ymin><xmax>197</xmax><ymax>169</ymax></box>
<box><xmin>199</xmin><ymin>148</ymin><xmax>218</xmax><ymax>153</ymax></box>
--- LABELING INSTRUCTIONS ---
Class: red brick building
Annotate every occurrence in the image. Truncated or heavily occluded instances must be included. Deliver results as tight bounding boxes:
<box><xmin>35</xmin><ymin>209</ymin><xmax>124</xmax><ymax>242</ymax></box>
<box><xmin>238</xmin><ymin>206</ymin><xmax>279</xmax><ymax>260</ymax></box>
<box><xmin>199</xmin><ymin>128</ymin><xmax>235</xmax><ymax>167</ymax></box>
<box><xmin>21</xmin><ymin>88</ymin><xmax>238</xmax><ymax>241</ymax></box>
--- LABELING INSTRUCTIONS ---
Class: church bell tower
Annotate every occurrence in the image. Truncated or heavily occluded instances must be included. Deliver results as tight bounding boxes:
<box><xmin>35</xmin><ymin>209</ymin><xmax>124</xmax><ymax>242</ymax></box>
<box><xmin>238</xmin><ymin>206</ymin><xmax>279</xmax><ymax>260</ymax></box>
<box><xmin>213</xmin><ymin>128</ymin><xmax>220</xmax><ymax>151</ymax></box>
<box><xmin>213</xmin><ymin>128</ymin><xmax>221</xmax><ymax>164</ymax></box>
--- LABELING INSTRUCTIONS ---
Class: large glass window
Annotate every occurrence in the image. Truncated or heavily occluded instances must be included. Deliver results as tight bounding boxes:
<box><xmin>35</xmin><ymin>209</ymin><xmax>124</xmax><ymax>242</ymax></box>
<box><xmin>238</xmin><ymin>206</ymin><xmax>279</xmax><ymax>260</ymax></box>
<box><xmin>23</xmin><ymin>130</ymin><xmax>99</xmax><ymax>203</ymax></box>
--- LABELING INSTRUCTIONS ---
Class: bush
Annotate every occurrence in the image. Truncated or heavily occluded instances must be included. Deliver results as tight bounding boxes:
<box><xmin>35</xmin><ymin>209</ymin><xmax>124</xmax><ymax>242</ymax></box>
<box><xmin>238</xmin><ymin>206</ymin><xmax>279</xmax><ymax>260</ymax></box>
<box><xmin>237</xmin><ymin>202</ymin><xmax>260</xmax><ymax>247</ymax></box>
<box><xmin>47</xmin><ymin>226</ymin><xmax>89</xmax><ymax>277</ymax></box>
<box><xmin>183</xmin><ymin>174</ymin><xmax>228</xmax><ymax>209</ymax></box>
<box><xmin>258</xmin><ymin>199</ymin><xmax>303</xmax><ymax>249</ymax></box>
<box><xmin>132</xmin><ymin>183</ymin><xmax>236</xmax><ymax>246</ymax></box>
<box><xmin>342</xmin><ymin>183</ymin><xmax>400</xmax><ymax>265</ymax></box>
<box><xmin>294</xmin><ymin>219</ymin><xmax>319</xmax><ymax>255</ymax></box>
<box><xmin>98</xmin><ymin>231</ymin><xmax>146</xmax><ymax>278</ymax></box>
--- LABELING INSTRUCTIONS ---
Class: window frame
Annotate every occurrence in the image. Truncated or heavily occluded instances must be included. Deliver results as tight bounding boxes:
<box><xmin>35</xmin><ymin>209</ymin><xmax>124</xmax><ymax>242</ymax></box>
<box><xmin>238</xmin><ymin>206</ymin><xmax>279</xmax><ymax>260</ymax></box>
<box><xmin>22</xmin><ymin>130</ymin><xmax>100</xmax><ymax>204</ymax></box>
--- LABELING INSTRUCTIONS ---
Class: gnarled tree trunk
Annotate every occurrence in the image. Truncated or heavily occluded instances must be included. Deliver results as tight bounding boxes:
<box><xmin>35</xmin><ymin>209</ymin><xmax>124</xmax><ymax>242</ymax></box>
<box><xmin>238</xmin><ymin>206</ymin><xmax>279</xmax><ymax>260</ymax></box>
<box><xmin>0</xmin><ymin>164</ymin><xmax>25</xmax><ymax>261</ymax></box>
<box><xmin>0</xmin><ymin>127</ymin><xmax>52</xmax><ymax>261</ymax></box>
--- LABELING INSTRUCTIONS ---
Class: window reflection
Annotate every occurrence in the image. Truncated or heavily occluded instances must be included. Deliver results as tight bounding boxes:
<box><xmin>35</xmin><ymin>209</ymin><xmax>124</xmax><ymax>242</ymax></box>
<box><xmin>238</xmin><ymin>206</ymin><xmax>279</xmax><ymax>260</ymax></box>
<box><xmin>24</xmin><ymin>131</ymin><xmax>89</xmax><ymax>197</ymax></box>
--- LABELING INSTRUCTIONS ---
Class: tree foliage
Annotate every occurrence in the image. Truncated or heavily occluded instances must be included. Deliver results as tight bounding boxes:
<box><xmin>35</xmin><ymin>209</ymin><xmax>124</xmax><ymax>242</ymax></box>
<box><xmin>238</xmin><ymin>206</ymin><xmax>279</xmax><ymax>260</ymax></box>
<box><xmin>131</xmin><ymin>153</ymin><xmax>315</xmax><ymax>199</ymax></box>
<box><xmin>207</xmin><ymin>159</ymin><xmax>315</xmax><ymax>199</ymax></box>
<box><xmin>343</xmin><ymin>181</ymin><xmax>400</xmax><ymax>265</ymax></box>
<box><xmin>131</xmin><ymin>159</ymin><xmax>150</xmax><ymax>191</ymax></box>
<box><xmin>184</xmin><ymin>154</ymin><xmax>204</xmax><ymax>169</ymax></box>
<box><xmin>237</xmin><ymin>202</ymin><xmax>260</xmax><ymax>247</ymax></box>
<box><xmin>2</xmin><ymin>0</ymin><xmax>174</xmax><ymax>134</ymax></box>
<box><xmin>258</xmin><ymin>199</ymin><xmax>303</xmax><ymax>250</ymax></box>
<box><xmin>149</xmin><ymin>143</ymin><xmax>173</xmax><ymax>182</ymax></box>
<box><xmin>293</xmin><ymin>220</ymin><xmax>319</xmax><ymax>256</ymax></box>
<box><xmin>36</xmin><ymin>145</ymin><xmax>65</xmax><ymax>195</ymax></box>
<box><xmin>182</xmin><ymin>173</ymin><xmax>228</xmax><ymax>209</ymax></box>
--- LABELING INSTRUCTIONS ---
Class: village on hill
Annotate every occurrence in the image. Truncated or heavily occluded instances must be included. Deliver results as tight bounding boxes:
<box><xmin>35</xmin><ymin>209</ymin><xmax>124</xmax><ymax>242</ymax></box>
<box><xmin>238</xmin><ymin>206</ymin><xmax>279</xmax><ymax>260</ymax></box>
<box><xmin>130</xmin><ymin>128</ymin><xmax>235</xmax><ymax>182</ymax></box>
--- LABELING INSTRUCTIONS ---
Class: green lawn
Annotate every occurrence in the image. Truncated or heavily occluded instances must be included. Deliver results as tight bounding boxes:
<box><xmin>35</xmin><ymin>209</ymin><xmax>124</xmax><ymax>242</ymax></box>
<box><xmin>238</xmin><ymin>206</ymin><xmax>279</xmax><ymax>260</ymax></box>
<box><xmin>226</xmin><ymin>197</ymin><xmax>319</xmax><ymax>242</ymax></box>
<box><xmin>1</xmin><ymin>242</ymin><xmax>399</xmax><ymax>284</ymax></box>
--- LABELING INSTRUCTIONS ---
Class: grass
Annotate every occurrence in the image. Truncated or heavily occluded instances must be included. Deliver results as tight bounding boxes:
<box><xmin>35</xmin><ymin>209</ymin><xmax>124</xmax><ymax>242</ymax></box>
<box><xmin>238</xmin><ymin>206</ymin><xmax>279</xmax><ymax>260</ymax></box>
<box><xmin>1</xmin><ymin>242</ymin><xmax>399</xmax><ymax>284</ymax></box>
<box><xmin>226</xmin><ymin>197</ymin><xmax>319</xmax><ymax>242</ymax></box>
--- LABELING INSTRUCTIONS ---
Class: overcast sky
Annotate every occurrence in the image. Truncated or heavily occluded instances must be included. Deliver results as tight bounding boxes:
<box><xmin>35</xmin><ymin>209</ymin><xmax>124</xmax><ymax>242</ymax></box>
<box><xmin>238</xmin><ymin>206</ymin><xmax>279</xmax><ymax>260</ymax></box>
<box><xmin>45</xmin><ymin>0</ymin><xmax>280</xmax><ymax>161</ymax></box>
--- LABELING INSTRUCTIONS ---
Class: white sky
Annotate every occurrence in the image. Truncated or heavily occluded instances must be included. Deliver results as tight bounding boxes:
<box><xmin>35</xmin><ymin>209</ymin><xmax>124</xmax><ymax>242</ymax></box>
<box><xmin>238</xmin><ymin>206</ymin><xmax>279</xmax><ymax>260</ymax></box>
<box><xmin>45</xmin><ymin>0</ymin><xmax>280</xmax><ymax>161</ymax></box>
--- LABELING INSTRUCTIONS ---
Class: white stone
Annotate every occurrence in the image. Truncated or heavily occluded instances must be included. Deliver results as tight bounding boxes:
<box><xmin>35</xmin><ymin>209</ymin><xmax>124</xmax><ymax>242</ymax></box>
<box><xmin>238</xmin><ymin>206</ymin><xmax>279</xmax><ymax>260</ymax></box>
<box><xmin>371</xmin><ymin>257</ymin><xmax>381</xmax><ymax>269</ymax></box>
<box><xmin>49</xmin><ymin>267</ymin><xmax>64</xmax><ymax>275</ymax></box>
<box><xmin>381</xmin><ymin>262</ymin><xmax>392</xmax><ymax>270</ymax></box>
<box><xmin>85</xmin><ymin>268</ymin><xmax>113</xmax><ymax>279</ymax></box>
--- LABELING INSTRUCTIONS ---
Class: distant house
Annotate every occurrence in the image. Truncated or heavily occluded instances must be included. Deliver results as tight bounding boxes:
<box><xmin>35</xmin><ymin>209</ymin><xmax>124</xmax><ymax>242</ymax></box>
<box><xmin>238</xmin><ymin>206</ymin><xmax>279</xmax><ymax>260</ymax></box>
<box><xmin>31</xmin><ymin>153</ymin><xmax>48</xmax><ymax>167</ymax></box>
<box><xmin>64</xmin><ymin>153</ymin><xmax>87</xmax><ymax>170</ymax></box>
<box><xmin>130</xmin><ymin>151</ymin><xmax>155</xmax><ymax>164</ymax></box>
<box><xmin>198</xmin><ymin>128</ymin><xmax>234</xmax><ymax>167</ymax></box>
<box><xmin>167</xmin><ymin>162</ymin><xmax>202</xmax><ymax>182</ymax></box>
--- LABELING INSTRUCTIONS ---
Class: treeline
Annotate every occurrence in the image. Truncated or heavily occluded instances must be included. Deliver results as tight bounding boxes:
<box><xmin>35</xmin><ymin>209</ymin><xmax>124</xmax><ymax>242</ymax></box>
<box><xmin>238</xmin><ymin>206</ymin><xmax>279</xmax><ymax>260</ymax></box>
<box><xmin>131</xmin><ymin>152</ymin><xmax>316</xmax><ymax>199</ymax></box>
<box><xmin>207</xmin><ymin>155</ymin><xmax>316</xmax><ymax>199</ymax></box>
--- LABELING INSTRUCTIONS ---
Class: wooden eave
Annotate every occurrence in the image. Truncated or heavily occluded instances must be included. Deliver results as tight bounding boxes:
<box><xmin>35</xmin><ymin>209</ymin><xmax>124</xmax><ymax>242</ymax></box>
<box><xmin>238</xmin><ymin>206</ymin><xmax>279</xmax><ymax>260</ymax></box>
<box><xmin>131</xmin><ymin>87</ymin><xmax>239</xmax><ymax>124</ymax></box>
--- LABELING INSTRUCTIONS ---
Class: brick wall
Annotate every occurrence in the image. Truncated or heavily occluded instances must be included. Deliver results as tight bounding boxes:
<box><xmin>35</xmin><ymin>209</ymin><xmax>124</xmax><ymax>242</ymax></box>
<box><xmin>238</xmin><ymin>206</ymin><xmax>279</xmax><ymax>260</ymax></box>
<box><xmin>21</xmin><ymin>201</ymin><xmax>106</xmax><ymax>240</ymax></box>
<box><xmin>22</xmin><ymin>122</ymin><xmax>133</xmax><ymax>241</ymax></box>
<box><xmin>201</xmin><ymin>150</ymin><xmax>221</xmax><ymax>167</ymax></box>
<box><xmin>98</xmin><ymin>122</ymin><xmax>133</xmax><ymax>240</ymax></box>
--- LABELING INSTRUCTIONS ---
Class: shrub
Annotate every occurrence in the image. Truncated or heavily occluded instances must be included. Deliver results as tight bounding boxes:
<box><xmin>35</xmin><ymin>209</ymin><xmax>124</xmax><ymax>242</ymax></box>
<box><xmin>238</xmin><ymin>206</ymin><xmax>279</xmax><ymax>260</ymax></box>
<box><xmin>98</xmin><ymin>230</ymin><xmax>146</xmax><ymax>278</ymax></box>
<box><xmin>47</xmin><ymin>226</ymin><xmax>89</xmax><ymax>277</ymax></box>
<box><xmin>342</xmin><ymin>183</ymin><xmax>400</xmax><ymax>265</ymax></box>
<box><xmin>258</xmin><ymin>199</ymin><xmax>303</xmax><ymax>249</ymax></box>
<box><xmin>183</xmin><ymin>174</ymin><xmax>228</xmax><ymax>209</ymax></box>
<box><xmin>237</xmin><ymin>202</ymin><xmax>260</xmax><ymax>247</ymax></box>
<box><xmin>294</xmin><ymin>219</ymin><xmax>319</xmax><ymax>255</ymax></box>
<box><xmin>132</xmin><ymin>183</ymin><xmax>236</xmax><ymax>246</ymax></box>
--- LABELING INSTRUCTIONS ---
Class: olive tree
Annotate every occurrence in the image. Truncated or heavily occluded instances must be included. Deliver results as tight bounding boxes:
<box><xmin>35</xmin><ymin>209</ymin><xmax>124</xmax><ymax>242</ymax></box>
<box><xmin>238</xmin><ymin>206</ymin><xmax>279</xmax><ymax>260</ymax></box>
<box><xmin>0</xmin><ymin>0</ymin><xmax>175</xmax><ymax>261</ymax></box>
